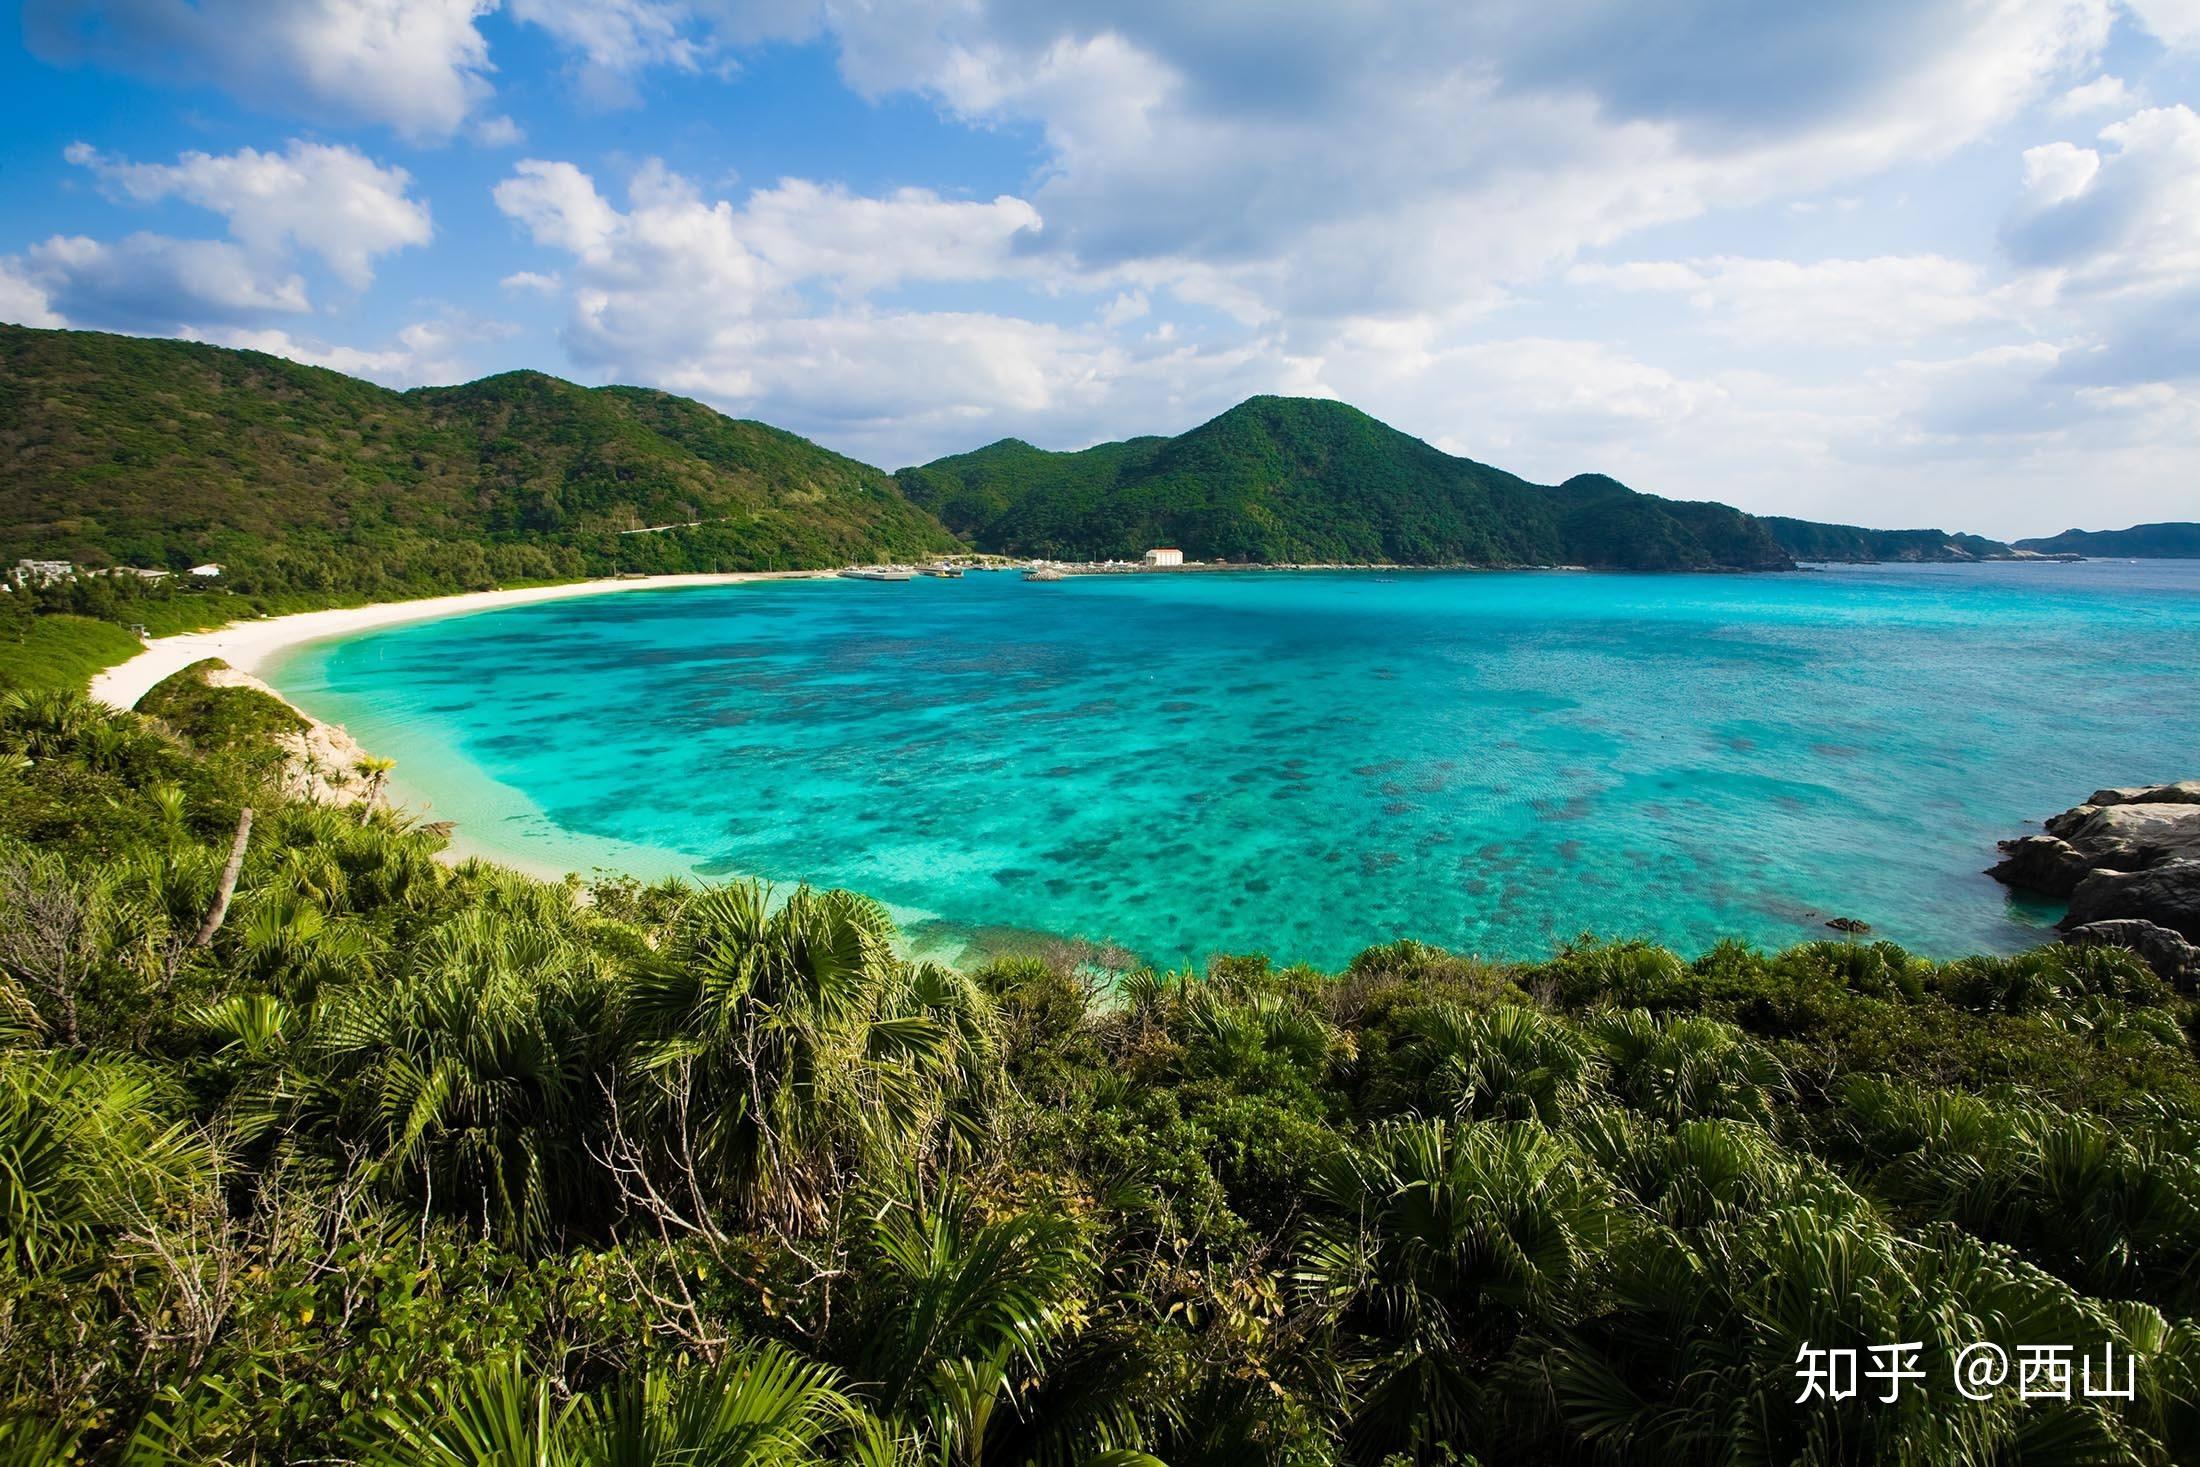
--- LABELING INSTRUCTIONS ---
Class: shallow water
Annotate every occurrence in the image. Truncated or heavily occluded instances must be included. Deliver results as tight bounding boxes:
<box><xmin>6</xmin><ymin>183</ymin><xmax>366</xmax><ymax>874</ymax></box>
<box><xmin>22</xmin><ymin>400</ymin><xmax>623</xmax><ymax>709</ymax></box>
<box><xmin>268</xmin><ymin>561</ymin><xmax>2200</xmax><ymax>970</ymax></box>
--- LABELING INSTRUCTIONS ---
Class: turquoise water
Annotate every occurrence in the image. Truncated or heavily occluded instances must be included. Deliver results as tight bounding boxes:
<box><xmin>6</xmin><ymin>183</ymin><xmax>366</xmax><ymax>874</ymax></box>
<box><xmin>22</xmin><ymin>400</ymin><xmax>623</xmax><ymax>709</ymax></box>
<box><xmin>268</xmin><ymin>562</ymin><xmax>2200</xmax><ymax>970</ymax></box>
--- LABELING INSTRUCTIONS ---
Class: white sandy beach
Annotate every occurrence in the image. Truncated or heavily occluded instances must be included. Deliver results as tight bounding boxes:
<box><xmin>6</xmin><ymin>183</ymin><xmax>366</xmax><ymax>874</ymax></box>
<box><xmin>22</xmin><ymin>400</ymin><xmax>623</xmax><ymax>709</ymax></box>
<box><xmin>88</xmin><ymin>570</ymin><xmax>834</xmax><ymax>711</ymax></box>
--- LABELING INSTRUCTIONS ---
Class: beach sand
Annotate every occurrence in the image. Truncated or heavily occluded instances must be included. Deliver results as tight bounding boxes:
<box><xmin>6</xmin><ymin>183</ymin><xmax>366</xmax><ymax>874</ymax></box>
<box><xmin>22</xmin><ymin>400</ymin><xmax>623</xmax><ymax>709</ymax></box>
<box><xmin>88</xmin><ymin>570</ymin><xmax>834</xmax><ymax>711</ymax></box>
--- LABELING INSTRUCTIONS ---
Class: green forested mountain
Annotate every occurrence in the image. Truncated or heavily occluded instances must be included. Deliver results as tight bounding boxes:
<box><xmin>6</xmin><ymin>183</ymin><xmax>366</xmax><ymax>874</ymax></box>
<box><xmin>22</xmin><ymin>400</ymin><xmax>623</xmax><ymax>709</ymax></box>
<box><xmin>2016</xmin><ymin>522</ymin><xmax>2200</xmax><ymax>558</ymax></box>
<box><xmin>897</xmin><ymin>396</ymin><xmax>1795</xmax><ymax>570</ymax></box>
<box><xmin>0</xmin><ymin>325</ymin><xmax>957</xmax><ymax>599</ymax></box>
<box><xmin>1761</xmin><ymin>516</ymin><xmax>2014</xmax><ymax>562</ymax></box>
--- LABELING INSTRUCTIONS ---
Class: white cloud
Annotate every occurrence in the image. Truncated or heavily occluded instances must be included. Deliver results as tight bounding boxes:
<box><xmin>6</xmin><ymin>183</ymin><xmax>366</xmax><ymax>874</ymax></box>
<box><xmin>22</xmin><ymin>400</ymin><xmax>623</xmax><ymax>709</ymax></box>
<box><xmin>500</xmin><ymin>269</ymin><xmax>563</xmax><ymax>293</ymax></box>
<box><xmin>2005</xmin><ymin>105</ymin><xmax>2200</xmax><ymax>292</ymax></box>
<box><xmin>494</xmin><ymin>158</ymin><xmax>1047</xmax><ymax>331</ymax></box>
<box><xmin>509</xmin><ymin>0</ymin><xmax>704</xmax><ymax>104</ymax></box>
<box><xmin>496</xmin><ymin>160</ymin><xmax>624</xmax><ymax>254</ymax></box>
<box><xmin>180</xmin><ymin>319</ymin><xmax>475</xmax><ymax>386</ymax></box>
<box><xmin>472</xmin><ymin>114</ymin><xmax>526</xmax><ymax>148</ymax></box>
<box><xmin>1569</xmin><ymin>255</ymin><xmax>2021</xmax><ymax>344</ymax></box>
<box><xmin>24</xmin><ymin>0</ymin><xmax>497</xmax><ymax>142</ymax></box>
<box><xmin>0</xmin><ymin>262</ymin><xmax>68</xmax><ymax>328</ymax></box>
<box><xmin>734</xmin><ymin>0</ymin><xmax>2117</xmax><ymax>330</ymax></box>
<box><xmin>7</xmin><ymin>233</ymin><xmax>309</xmax><ymax>331</ymax></box>
<box><xmin>732</xmin><ymin>179</ymin><xmax>1042</xmax><ymax>294</ymax></box>
<box><xmin>2120</xmin><ymin>0</ymin><xmax>2200</xmax><ymax>48</ymax></box>
<box><xmin>68</xmin><ymin>139</ymin><xmax>432</xmax><ymax>290</ymax></box>
<box><xmin>2053</xmin><ymin>73</ymin><xmax>2137</xmax><ymax>113</ymax></box>
<box><xmin>1098</xmin><ymin>291</ymin><xmax>1149</xmax><ymax>329</ymax></box>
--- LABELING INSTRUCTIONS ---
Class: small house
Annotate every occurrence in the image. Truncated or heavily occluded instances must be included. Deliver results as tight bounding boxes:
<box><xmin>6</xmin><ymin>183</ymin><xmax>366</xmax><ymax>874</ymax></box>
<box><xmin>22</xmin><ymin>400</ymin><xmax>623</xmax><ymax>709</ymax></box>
<box><xmin>1143</xmin><ymin>547</ymin><xmax>1184</xmax><ymax>567</ymax></box>
<box><xmin>188</xmin><ymin>563</ymin><xmax>224</xmax><ymax>578</ymax></box>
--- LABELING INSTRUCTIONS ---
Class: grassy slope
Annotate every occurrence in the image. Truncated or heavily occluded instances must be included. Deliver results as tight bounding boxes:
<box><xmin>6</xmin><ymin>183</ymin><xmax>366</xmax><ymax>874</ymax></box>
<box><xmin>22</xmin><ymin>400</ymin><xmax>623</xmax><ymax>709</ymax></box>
<box><xmin>0</xmin><ymin>613</ymin><xmax>143</xmax><ymax>692</ymax></box>
<box><xmin>900</xmin><ymin>396</ymin><xmax>1794</xmax><ymax>570</ymax></box>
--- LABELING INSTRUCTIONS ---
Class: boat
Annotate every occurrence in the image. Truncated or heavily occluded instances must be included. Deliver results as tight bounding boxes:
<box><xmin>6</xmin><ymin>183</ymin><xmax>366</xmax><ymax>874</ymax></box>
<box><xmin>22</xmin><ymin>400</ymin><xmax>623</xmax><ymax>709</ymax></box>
<box><xmin>920</xmin><ymin>564</ymin><xmax>964</xmax><ymax>578</ymax></box>
<box><xmin>839</xmin><ymin>566</ymin><xmax>915</xmax><ymax>581</ymax></box>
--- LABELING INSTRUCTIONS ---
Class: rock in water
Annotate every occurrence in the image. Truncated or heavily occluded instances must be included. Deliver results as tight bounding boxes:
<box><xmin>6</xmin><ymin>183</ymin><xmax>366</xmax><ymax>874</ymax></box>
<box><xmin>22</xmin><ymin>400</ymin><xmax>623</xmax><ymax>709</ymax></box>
<box><xmin>1993</xmin><ymin>781</ymin><xmax>2200</xmax><ymax>949</ymax></box>
<box><xmin>2065</xmin><ymin>920</ymin><xmax>2200</xmax><ymax>987</ymax></box>
<box><xmin>1988</xmin><ymin>835</ymin><xmax>2097</xmax><ymax>897</ymax></box>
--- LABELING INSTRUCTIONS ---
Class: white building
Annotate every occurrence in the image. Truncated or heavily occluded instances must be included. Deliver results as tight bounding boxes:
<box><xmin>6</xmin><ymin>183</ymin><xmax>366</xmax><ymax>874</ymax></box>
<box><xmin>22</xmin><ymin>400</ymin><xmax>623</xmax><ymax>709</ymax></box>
<box><xmin>188</xmin><ymin>563</ymin><xmax>224</xmax><ymax>578</ymax></box>
<box><xmin>13</xmin><ymin>558</ymin><xmax>73</xmax><ymax>584</ymax></box>
<box><xmin>1143</xmin><ymin>547</ymin><xmax>1184</xmax><ymax>567</ymax></box>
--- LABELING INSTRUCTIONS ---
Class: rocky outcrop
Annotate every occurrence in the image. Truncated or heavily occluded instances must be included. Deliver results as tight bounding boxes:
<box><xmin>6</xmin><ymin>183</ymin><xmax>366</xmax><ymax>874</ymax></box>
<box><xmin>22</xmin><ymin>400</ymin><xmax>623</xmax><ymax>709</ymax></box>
<box><xmin>2087</xmin><ymin>780</ymin><xmax>2200</xmax><ymax>807</ymax></box>
<box><xmin>1987</xmin><ymin>835</ymin><xmax>2101</xmax><ymax>898</ymax></box>
<box><xmin>201</xmin><ymin>665</ymin><xmax>375</xmax><ymax>808</ymax></box>
<box><xmin>1990</xmin><ymin>782</ymin><xmax>2200</xmax><ymax>983</ymax></box>
<box><xmin>2064</xmin><ymin>862</ymin><xmax>2200</xmax><ymax>944</ymax></box>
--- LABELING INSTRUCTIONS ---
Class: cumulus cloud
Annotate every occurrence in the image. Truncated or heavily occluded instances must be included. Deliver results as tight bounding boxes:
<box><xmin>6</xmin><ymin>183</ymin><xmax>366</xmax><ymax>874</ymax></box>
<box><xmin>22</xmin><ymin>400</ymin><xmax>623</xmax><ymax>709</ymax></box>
<box><xmin>488</xmin><ymin>158</ymin><xmax>1083</xmax><ymax>456</ymax></box>
<box><xmin>68</xmin><ymin>139</ymin><xmax>432</xmax><ymax>290</ymax></box>
<box><xmin>180</xmin><ymin>319</ymin><xmax>477</xmax><ymax>386</ymax></box>
<box><xmin>472</xmin><ymin>114</ymin><xmax>526</xmax><ymax>148</ymax></box>
<box><xmin>24</xmin><ymin>0</ymin><xmax>497</xmax><ymax>141</ymax></box>
<box><xmin>692</xmin><ymin>0</ymin><xmax>2117</xmax><ymax>330</ymax></box>
<box><xmin>508</xmin><ymin>0</ymin><xmax>706</xmax><ymax>104</ymax></box>
<box><xmin>2053</xmin><ymin>73</ymin><xmax>2138</xmax><ymax>114</ymax></box>
<box><xmin>2004</xmin><ymin>105</ymin><xmax>2200</xmax><ymax>293</ymax></box>
<box><xmin>4</xmin><ymin>233</ymin><xmax>309</xmax><ymax>331</ymax></box>
<box><xmin>0</xmin><ymin>262</ymin><xmax>69</xmax><ymax>329</ymax></box>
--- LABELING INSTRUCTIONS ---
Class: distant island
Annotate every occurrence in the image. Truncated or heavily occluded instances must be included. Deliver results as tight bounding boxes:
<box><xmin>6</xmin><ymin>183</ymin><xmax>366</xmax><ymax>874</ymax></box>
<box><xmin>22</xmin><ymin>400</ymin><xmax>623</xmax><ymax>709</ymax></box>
<box><xmin>2015</xmin><ymin>523</ymin><xmax>2200</xmax><ymax>558</ymax></box>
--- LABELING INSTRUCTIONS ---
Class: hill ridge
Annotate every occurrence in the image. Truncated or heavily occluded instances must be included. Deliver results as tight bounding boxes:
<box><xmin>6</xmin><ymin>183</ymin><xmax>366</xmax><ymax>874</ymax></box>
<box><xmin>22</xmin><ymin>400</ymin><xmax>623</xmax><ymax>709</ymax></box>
<box><xmin>7</xmin><ymin>324</ymin><xmax>2141</xmax><ymax>588</ymax></box>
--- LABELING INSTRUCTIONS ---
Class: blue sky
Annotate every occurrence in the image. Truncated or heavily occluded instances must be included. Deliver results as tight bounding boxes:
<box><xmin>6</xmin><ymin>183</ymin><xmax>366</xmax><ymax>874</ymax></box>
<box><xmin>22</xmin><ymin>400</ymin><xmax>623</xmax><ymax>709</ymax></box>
<box><xmin>4</xmin><ymin>1</ymin><xmax>2198</xmax><ymax>537</ymax></box>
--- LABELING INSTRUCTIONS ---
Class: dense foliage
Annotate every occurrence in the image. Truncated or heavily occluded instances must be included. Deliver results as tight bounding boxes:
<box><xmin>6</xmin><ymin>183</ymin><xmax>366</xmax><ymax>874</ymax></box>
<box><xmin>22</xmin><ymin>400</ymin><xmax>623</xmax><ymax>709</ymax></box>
<box><xmin>1759</xmin><ymin>517</ymin><xmax>2014</xmax><ymax>563</ymax></box>
<box><xmin>0</xmin><ymin>325</ymin><xmax>958</xmax><ymax>601</ymax></box>
<box><xmin>2013</xmin><ymin>523</ymin><xmax>2200</xmax><ymax>559</ymax></box>
<box><xmin>897</xmin><ymin>398</ymin><xmax>1794</xmax><ymax>571</ymax></box>
<box><xmin>6</xmin><ymin>672</ymin><xmax>2200</xmax><ymax>1463</ymax></box>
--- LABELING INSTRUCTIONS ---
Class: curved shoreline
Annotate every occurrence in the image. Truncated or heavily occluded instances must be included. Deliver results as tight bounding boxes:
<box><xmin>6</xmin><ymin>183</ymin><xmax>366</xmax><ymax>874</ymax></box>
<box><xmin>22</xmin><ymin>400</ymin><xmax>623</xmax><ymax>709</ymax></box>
<box><xmin>87</xmin><ymin>570</ymin><xmax>837</xmax><ymax>711</ymax></box>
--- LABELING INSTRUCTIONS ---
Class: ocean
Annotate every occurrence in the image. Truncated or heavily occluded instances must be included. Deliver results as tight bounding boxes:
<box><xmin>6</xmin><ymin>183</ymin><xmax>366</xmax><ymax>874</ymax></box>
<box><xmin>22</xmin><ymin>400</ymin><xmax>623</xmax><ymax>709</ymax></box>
<box><xmin>267</xmin><ymin>560</ymin><xmax>2200</xmax><ymax>970</ymax></box>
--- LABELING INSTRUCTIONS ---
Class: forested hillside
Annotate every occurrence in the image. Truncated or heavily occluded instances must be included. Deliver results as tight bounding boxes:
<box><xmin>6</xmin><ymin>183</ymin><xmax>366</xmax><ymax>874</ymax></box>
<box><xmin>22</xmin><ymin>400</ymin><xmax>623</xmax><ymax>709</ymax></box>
<box><xmin>898</xmin><ymin>397</ymin><xmax>1795</xmax><ymax>570</ymax></box>
<box><xmin>2016</xmin><ymin>523</ymin><xmax>2200</xmax><ymax>558</ymax></box>
<box><xmin>0</xmin><ymin>325</ymin><xmax>957</xmax><ymax>600</ymax></box>
<box><xmin>1761</xmin><ymin>516</ymin><xmax>2014</xmax><ymax>562</ymax></box>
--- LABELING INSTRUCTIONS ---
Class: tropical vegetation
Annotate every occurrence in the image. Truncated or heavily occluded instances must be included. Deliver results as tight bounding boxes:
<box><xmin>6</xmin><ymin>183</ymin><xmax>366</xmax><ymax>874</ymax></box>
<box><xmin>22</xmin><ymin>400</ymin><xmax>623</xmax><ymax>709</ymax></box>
<box><xmin>5</xmin><ymin>659</ymin><xmax>2200</xmax><ymax>1463</ymax></box>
